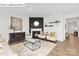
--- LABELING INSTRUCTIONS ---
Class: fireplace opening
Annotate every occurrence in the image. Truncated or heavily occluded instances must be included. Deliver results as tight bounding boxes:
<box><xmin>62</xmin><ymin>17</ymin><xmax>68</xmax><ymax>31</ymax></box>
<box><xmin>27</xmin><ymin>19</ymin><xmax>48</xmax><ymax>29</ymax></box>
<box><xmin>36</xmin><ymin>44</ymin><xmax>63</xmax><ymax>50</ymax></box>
<box><xmin>32</xmin><ymin>31</ymin><xmax>40</xmax><ymax>38</ymax></box>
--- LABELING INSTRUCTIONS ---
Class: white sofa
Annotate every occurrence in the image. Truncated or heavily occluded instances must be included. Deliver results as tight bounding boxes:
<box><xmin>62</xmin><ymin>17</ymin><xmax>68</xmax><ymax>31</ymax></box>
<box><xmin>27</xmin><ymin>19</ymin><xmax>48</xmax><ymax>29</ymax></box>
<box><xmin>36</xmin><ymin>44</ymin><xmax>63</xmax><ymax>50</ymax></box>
<box><xmin>37</xmin><ymin>32</ymin><xmax>57</xmax><ymax>43</ymax></box>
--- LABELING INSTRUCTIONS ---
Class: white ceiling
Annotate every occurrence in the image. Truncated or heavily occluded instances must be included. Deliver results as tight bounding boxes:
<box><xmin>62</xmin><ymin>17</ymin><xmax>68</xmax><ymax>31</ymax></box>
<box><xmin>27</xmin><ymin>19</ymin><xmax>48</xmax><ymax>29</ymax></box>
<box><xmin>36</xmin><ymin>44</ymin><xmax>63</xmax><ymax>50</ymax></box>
<box><xmin>1</xmin><ymin>3</ymin><xmax>79</xmax><ymax>17</ymax></box>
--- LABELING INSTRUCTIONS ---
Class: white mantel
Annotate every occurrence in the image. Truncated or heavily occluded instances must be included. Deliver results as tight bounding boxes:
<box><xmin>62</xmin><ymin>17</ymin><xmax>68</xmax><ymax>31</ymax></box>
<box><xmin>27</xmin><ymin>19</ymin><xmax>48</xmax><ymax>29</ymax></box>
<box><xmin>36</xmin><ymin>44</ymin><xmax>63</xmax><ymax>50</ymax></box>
<box><xmin>31</xmin><ymin>28</ymin><xmax>42</xmax><ymax>37</ymax></box>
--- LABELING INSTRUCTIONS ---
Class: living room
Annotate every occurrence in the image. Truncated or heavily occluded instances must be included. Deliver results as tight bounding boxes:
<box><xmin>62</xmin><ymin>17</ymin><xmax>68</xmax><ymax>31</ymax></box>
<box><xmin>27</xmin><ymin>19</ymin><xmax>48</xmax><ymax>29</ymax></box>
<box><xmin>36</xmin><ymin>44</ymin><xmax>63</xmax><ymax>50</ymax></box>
<box><xmin>0</xmin><ymin>3</ymin><xmax>79</xmax><ymax>56</ymax></box>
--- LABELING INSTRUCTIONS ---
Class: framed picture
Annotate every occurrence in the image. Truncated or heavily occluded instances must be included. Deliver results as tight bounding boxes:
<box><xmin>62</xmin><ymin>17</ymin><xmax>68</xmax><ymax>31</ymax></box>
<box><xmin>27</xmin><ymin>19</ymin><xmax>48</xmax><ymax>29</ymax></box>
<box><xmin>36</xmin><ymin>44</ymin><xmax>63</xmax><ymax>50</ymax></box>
<box><xmin>11</xmin><ymin>16</ymin><xmax>22</xmax><ymax>31</ymax></box>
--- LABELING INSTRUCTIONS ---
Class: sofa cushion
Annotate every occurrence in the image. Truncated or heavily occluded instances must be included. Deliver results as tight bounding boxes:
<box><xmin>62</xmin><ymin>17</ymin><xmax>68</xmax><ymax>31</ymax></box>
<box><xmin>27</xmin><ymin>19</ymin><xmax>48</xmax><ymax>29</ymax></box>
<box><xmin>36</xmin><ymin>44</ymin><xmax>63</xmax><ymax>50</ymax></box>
<box><xmin>38</xmin><ymin>34</ymin><xmax>45</xmax><ymax>39</ymax></box>
<box><xmin>47</xmin><ymin>35</ymin><xmax>56</xmax><ymax>41</ymax></box>
<box><xmin>50</xmin><ymin>32</ymin><xmax>56</xmax><ymax>37</ymax></box>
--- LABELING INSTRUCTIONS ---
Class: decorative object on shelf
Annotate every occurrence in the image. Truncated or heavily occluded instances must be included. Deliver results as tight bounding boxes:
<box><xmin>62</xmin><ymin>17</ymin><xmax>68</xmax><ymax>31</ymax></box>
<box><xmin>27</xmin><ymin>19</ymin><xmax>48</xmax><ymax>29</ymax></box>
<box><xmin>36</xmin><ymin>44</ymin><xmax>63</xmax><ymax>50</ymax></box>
<box><xmin>45</xmin><ymin>20</ymin><xmax>60</xmax><ymax>27</ymax></box>
<box><xmin>49</xmin><ymin>20</ymin><xmax>61</xmax><ymax>24</ymax></box>
<box><xmin>49</xmin><ymin>25</ymin><xmax>53</xmax><ymax>27</ymax></box>
<box><xmin>10</xmin><ymin>16</ymin><xmax>22</xmax><ymax>31</ymax></box>
<box><xmin>45</xmin><ymin>24</ymin><xmax>47</xmax><ymax>27</ymax></box>
<box><xmin>45</xmin><ymin>24</ymin><xmax>53</xmax><ymax>27</ymax></box>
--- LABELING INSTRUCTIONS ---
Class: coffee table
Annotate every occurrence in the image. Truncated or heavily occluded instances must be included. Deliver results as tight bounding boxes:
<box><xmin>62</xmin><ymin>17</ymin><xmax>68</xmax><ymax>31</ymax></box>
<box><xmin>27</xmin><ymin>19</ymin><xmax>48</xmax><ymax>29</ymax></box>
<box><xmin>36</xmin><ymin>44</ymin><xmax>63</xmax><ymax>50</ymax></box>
<box><xmin>24</xmin><ymin>38</ymin><xmax>41</xmax><ymax>51</ymax></box>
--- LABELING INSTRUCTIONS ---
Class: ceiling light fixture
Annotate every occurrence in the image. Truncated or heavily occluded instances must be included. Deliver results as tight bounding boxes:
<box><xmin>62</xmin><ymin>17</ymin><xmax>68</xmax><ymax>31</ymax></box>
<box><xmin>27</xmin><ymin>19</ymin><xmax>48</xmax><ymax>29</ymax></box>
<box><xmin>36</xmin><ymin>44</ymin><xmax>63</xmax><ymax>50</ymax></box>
<box><xmin>29</xmin><ymin>8</ymin><xmax>32</xmax><ymax>12</ymax></box>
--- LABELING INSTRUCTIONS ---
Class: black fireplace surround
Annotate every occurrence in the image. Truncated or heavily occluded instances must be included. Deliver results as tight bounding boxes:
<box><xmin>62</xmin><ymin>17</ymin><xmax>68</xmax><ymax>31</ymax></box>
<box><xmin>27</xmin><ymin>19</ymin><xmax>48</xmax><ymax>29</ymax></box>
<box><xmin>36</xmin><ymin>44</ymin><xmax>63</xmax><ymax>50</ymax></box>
<box><xmin>29</xmin><ymin>17</ymin><xmax>43</xmax><ymax>33</ymax></box>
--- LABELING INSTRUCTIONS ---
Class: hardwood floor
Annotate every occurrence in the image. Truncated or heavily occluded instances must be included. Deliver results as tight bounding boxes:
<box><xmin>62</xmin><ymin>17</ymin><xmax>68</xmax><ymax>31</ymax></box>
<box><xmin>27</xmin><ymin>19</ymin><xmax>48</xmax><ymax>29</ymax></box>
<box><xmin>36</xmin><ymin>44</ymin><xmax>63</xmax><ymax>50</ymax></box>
<box><xmin>48</xmin><ymin>34</ymin><xmax>79</xmax><ymax>56</ymax></box>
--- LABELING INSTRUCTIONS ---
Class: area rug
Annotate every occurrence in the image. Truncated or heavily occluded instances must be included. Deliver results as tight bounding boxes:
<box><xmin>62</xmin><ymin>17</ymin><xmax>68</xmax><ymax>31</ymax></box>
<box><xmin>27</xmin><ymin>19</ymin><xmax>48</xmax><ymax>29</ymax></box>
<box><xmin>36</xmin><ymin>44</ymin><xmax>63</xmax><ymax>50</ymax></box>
<box><xmin>0</xmin><ymin>42</ymin><xmax>16</xmax><ymax>56</ymax></box>
<box><xmin>10</xmin><ymin>40</ymin><xmax>57</xmax><ymax>56</ymax></box>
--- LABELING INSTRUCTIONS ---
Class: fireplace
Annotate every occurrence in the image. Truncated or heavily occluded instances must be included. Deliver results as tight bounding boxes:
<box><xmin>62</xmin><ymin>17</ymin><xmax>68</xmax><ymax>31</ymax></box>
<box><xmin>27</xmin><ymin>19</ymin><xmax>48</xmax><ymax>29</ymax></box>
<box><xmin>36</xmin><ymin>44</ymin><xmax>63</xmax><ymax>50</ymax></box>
<box><xmin>32</xmin><ymin>31</ymin><xmax>40</xmax><ymax>38</ymax></box>
<box><xmin>31</xmin><ymin>29</ymin><xmax>42</xmax><ymax>38</ymax></box>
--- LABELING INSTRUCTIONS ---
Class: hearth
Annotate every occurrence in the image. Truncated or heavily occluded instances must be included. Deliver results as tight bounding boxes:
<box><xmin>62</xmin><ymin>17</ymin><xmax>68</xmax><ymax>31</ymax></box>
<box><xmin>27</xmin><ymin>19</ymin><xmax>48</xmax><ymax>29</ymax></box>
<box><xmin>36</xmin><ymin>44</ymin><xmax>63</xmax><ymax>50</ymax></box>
<box><xmin>31</xmin><ymin>29</ymin><xmax>42</xmax><ymax>38</ymax></box>
<box><xmin>32</xmin><ymin>31</ymin><xmax>40</xmax><ymax>38</ymax></box>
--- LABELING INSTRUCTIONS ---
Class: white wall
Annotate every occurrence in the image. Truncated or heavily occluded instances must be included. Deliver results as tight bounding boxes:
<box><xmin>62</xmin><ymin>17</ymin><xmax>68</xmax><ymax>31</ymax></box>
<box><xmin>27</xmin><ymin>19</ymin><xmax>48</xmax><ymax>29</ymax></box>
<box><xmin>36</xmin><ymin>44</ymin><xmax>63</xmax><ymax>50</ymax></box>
<box><xmin>22</xmin><ymin>16</ymin><xmax>29</xmax><ymax>34</ymax></box>
<box><xmin>44</xmin><ymin>14</ymin><xmax>65</xmax><ymax>41</ymax></box>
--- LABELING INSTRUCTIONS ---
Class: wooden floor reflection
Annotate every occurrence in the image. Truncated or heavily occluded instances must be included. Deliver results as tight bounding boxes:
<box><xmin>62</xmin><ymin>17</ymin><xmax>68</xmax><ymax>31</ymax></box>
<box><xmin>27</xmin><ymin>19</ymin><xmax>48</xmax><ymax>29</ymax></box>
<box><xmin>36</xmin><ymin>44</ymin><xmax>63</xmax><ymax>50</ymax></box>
<box><xmin>48</xmin><ymin>35</ymin><xmax>79</xmax><ymax>56</ymax></box>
